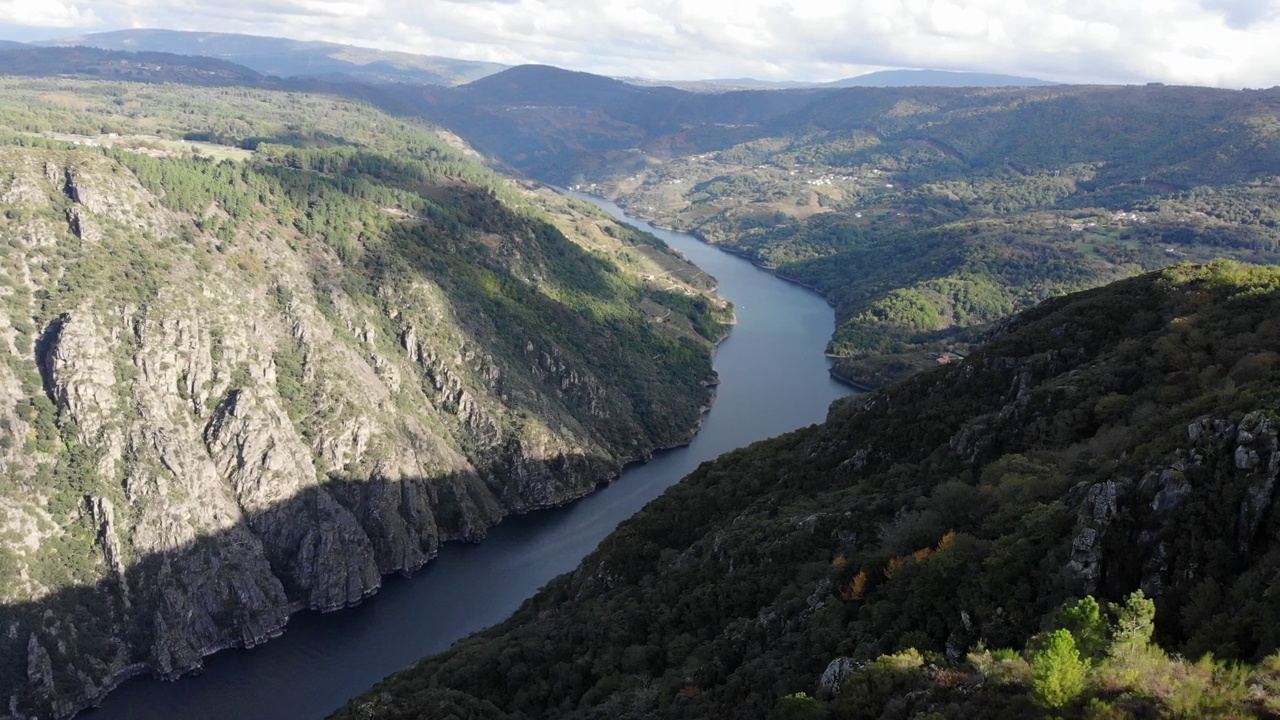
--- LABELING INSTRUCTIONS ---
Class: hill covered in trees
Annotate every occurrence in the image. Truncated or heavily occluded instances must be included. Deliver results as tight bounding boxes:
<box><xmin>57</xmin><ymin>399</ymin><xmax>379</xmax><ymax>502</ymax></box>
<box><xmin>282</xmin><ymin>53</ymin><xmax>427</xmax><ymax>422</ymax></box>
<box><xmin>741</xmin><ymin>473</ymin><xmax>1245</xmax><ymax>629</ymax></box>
<box><xmin>411</xmin><ymin>74</ymin><xmax>1280</xmax><ymax>388</ymax></box>
<box><xmin>0</xmin><ymin>46</ymin><xmax>270</xmax><ymax>86</ymax></box>
<box><xmin>0</xmin><ymin>77</ymin><xmax>730</xmax><ymax>719</ymax></box>
<box><xmin>337</xmin><ymin>261</ymin><xmax>1280</xmax><ymax>719</ymax></box>
<box><xmin>572</xmin><ymin>85</ymin><xmax>1280</xmax><ymax>386</ymax></box>
<box><xmin>38</xmin><ymin>29</ymin><xmax>506</xmax><ymax>86</ymax></box>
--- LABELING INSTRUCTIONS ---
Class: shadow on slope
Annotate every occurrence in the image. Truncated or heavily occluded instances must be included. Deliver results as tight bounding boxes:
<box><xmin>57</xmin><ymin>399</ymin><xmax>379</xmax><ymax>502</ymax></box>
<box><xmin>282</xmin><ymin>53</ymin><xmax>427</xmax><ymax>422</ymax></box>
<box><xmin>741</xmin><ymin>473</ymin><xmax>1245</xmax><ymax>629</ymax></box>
<box><xmin>0</xmin><ymin>451</ymin><xmax>620</xmax><ymax>719</ymax></box>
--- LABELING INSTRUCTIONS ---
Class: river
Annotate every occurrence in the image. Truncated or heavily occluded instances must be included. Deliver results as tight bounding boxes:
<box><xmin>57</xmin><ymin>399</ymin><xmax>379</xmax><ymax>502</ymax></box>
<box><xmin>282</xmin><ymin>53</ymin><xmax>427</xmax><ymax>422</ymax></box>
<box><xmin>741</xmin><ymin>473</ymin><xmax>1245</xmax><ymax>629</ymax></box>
<box><xmin>85</xmin><ymin>192</ymin><xmax>851</xmax><ymax>720</ymax></box>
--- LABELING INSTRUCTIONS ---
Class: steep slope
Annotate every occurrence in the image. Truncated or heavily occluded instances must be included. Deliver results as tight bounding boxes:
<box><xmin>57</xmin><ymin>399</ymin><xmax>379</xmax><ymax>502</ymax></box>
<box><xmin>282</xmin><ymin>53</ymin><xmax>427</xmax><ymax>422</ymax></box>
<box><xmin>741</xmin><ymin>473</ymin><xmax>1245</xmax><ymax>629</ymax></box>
<box><xmin>337</xmin><ymin>261</ymin><xmax>1280</xmax><ymax>719</ymax></box>
<box><xmin>0</xmin><ymin>78</ymin><xmax>728</xmax><ymax>719</ymax></box>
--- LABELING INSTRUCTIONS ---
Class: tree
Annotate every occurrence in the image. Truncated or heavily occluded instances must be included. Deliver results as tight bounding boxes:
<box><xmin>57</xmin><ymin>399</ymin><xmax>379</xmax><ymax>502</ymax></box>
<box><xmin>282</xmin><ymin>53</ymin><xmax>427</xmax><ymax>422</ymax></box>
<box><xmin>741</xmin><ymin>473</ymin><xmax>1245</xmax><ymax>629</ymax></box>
<box><xmin>771</xmin><ymin>692</ymin><xmax>827</xmax><ymax>720</ymax></box>
<box><xmin>1059</xmin><ymin>596</ymin><xmax>1109</xmax><ymax>661</ymax></box>
<box><xmin>1031</xmin><ymin>629</ymin><xmax>1088</xmax><ymax>710</ymax></box>
<box><xmin>1110</xmin><ymin>590</ymin><xmax>1156</xmax><ymax>656</ymax></box>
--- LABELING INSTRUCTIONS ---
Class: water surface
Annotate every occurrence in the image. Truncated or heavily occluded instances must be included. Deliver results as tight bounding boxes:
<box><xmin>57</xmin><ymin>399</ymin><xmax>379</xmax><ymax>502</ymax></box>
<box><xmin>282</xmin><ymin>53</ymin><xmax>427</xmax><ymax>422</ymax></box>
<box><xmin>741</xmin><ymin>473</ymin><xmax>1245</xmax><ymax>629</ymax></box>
<box><xmin>87</xmin><ymin>192</ymin><xmax>851</xmax><ymax>720</ymax></box>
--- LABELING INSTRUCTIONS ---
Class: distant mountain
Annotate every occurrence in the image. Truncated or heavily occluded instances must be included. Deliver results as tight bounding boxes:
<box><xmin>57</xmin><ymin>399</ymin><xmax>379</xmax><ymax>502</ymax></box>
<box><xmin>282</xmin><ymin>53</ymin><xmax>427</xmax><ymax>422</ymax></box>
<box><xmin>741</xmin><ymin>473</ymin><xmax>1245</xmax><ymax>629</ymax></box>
<box><xmin>406</xmin><ymin>65</ymin><xmax>823</xmax><ymax>180</ymax></box>
<box><xmin>0</xmin><ymin>46</ymin><xmax>267</xmax><ymax>85</ymax></box>
<box><xmin>826</xmin><ymin>68</ymin><xmax>1057</xmax><ymax>87</ymax></box>
<box><xmin>456</xmin><ymin>64</ymin><xmax>651</xmax><ymax>106</ymax></box>
<box><xmin>37</xmin><ymin>29</ymin><xmax>505</xmax><ymax>86</ymax></box>
<box><xmin>699</xmin><ymin>77</ymin><xmax>815</xmax><ymax>89</ymax></box>
<box><xmin>623</xmin><ymin>76</ymin><xmax>814</xmax><ymax>92</ymax></box>
<box><xmin>0</xmin><ymin>39</ymin><xmax>28</xmax><ymax>50</ymax></box>
<box><xmin>627</xmin><ymin>69</ymin><xmax>1057</xmax><ymax>92</ymax></box>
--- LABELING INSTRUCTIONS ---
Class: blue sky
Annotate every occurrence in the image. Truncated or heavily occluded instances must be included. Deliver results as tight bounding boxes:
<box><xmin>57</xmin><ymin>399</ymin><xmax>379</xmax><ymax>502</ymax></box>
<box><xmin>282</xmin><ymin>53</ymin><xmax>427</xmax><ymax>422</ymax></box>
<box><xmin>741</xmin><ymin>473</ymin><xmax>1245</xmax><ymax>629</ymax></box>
<box><xmin>2</xmin><ymin>0</ymin><xmax>1278</xmax><ymax>87</ymax></box>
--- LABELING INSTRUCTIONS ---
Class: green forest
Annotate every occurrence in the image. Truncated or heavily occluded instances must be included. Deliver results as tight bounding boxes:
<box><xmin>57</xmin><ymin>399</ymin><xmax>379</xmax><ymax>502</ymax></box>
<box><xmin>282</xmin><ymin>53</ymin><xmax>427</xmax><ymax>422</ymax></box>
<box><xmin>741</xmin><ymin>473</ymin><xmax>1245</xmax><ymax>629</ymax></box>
<box><xmin>336</xmin><ymin>261</ymin><xmax>1280</xmax><ymax>719</ymax></box>
<box><xmin>577</xmin><ymin>84</ymin><xmax>1280</xmax><ymax>387</ymax></box>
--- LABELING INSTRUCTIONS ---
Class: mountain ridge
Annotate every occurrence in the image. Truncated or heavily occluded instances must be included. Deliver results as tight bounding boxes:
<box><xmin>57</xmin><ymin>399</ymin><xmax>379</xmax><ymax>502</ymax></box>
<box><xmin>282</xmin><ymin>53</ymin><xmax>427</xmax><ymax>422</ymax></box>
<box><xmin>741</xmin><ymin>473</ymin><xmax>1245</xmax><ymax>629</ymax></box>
<box><xmin>824</xmin><ymin>68</ymin><xmax>1059</xmax><ymax>87</ymax></box>
<box><xmin>630</xmin><ymin>68</ymin><xmax>1059</xmax><ymax>91</ymax></box>
<box><xmin>35</xmin><ymin>28</ymin><xmax>507</xmax><ymax>86</ymax></box>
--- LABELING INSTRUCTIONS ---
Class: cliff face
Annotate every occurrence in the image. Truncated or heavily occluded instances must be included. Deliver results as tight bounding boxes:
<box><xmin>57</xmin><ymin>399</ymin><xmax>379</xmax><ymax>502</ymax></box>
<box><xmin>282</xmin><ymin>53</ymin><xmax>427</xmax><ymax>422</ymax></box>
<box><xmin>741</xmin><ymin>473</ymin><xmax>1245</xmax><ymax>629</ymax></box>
<box><xmin>0</xmin><ymin>141</ymin><xmax>723</xmax><ymax>718</ymax></box>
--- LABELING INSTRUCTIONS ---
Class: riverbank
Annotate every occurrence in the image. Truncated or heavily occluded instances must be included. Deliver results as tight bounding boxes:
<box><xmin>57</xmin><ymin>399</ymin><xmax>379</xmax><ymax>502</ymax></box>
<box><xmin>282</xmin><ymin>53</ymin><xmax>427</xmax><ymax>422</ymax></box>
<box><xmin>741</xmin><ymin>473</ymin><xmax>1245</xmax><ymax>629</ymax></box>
<box><xmin>826</xmin><ymin>367</ymin><xmax>877</xmax><ymax>392</ymax></box>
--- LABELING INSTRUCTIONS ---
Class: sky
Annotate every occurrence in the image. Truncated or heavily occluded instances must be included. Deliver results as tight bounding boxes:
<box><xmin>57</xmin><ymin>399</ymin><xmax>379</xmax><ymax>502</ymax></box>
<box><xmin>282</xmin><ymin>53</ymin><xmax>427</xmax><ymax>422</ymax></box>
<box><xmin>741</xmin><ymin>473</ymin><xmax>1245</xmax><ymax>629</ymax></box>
<box><xmin>0</xmin><ymin>0</ymin><xmax>1278</xmax><ymax>87</ymax></box>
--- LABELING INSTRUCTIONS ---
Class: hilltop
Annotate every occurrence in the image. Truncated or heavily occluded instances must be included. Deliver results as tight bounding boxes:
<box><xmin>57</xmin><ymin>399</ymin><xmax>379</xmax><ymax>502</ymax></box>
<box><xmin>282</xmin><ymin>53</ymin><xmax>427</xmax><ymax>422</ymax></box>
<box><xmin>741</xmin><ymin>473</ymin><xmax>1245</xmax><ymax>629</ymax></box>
<box><xmin>823</xmin><ymin>68</ymin><xmax>1058</xmax><ymax>87</ymax></box>
<box><xmin>0</xmin><ymin>45</ymin><xmax>268</xmax><ymax>85</ymax></box>
<box><xmin>626</xmin><ymin>69</ymin><xmax>1057</xmax><ymax>92</ymax></box>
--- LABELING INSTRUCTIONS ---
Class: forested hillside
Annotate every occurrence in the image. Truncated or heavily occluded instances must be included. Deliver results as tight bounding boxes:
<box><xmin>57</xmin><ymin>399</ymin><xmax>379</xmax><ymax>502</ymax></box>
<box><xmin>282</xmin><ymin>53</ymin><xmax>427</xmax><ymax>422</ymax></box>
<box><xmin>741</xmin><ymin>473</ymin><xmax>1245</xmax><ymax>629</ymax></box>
<box><xmin>417</xmin><ymin>74</ymin><xmax>1280</xmax><ymax>388</ymax></box>
<box><xmin>38</xmin><ymin>29</ymin><xmax>507</xmax><ymax>86</ymax></box>
<box><xmin>0</xmin><ymin>77</ymin><xmax>729</xmax><ymax>719</ymax></box>
<box><xmin>338</xmin><ymin>261</ymin><xmax>1280</xmax><ymax>719</ymax></box>
<box><xmin>580</xmin><ymin>85</ymin><xmax>1280</xmax><ymax>386</ymax></box>
<box><xmin>0</xmin><ymin>46</ymin><xmax>269</xmax><ymax>85</ymax></box>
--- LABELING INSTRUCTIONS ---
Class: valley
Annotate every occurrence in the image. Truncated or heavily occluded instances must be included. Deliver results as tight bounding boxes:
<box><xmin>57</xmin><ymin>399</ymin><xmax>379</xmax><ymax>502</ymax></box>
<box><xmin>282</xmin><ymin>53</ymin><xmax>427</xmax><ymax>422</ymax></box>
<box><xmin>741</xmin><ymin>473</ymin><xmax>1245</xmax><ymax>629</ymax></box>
<box><xmin>84</xmin><ymin>190</ymin><xmax>849</xmax><ymax>720</ymax></box>
<box><xmin>0</xmin><ymin>77</ymin><xmax>731</xmax><ymax>718</ymax></box>
<box><xmin>409</xmin><ymin>75</ymin><xmax>1280</xmax><ymax>388</ymax></box>
<box><xmin>0</xmin><ymin>42</ymin><xmax>1276</xmax><ymax>720</ymax></box>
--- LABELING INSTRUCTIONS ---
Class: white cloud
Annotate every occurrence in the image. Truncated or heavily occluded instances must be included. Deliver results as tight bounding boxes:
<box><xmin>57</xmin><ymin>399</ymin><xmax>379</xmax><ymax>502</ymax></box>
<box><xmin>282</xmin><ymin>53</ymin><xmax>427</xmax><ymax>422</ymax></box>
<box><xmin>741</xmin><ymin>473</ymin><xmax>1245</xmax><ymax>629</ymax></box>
<box><xmin>4</xmin><ymin>0</ymin><xmax>1280</xmax><ymax>87</ymax></box>
<box><xmin>0</xmin><ymin>0</ymin><xmax>100</xmax><ymax>28</ymax></box>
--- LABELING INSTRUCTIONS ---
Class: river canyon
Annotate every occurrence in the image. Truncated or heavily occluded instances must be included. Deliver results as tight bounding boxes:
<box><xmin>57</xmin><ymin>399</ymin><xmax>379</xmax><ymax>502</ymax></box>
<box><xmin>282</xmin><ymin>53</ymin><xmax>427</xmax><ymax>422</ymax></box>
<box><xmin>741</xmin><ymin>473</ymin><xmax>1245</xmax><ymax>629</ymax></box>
<box><xmin>85</xmin><ymin>193</ymin><xmax>851</xmax><ymax>720</ymax></box>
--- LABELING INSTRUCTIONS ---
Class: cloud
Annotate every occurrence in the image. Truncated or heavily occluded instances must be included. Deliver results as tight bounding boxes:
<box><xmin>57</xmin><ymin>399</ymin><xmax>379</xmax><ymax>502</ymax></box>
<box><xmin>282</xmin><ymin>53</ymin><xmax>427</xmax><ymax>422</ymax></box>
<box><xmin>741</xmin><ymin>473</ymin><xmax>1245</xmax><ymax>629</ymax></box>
<box><xmin>3</xmin><ymin>0</ymin><xmax>1279</xmax><ymax>87</ymax></box>
<box><xmin>1200</xmin><ymin>0</ymin><xmax>1278</xmax><ymax>29</ymax></box>
<box><xmin>0</xmin><ymin>0</ymin><xmax>100</xmax><ymax>28</ymax></box>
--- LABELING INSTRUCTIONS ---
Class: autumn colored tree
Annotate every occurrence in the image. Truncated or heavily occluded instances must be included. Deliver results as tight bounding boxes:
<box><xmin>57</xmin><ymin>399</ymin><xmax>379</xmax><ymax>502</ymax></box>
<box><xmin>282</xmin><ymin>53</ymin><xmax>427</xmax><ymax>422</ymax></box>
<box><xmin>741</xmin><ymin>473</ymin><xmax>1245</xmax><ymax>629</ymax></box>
<box><xmin>843</xmin><ymin>571</ymin><xmax>868</xmax><ymax>600</ymax></box>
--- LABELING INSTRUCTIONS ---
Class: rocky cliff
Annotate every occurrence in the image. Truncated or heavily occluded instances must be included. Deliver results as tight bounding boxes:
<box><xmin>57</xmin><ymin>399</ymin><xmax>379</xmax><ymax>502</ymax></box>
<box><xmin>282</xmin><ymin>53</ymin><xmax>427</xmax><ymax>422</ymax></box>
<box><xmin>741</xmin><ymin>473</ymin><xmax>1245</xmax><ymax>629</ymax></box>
<box><xmin>0</xmin><ymin>130</ymin><xmax>725</xmax><ymax>718</ymax></box>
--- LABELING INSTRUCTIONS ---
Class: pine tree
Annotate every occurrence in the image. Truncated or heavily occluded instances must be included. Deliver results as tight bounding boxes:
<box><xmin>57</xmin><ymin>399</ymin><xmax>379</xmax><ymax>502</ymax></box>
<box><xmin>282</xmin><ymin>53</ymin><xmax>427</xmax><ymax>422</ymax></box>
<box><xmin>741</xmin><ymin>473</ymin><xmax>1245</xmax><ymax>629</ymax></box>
<box><xmin>1111</xmin><ymin>590</ymin><xmax>1156</xmax><ymax>657</ymax></box>
<box><xmin>1059</xmin><ymin>596</ymin><xmax>1109</xmax><ymax>661</ymax></box>
<box><xmin>1031</xmin><ymin>629</ymin><xmax>1088</xmax><ymax>709</ymax></box>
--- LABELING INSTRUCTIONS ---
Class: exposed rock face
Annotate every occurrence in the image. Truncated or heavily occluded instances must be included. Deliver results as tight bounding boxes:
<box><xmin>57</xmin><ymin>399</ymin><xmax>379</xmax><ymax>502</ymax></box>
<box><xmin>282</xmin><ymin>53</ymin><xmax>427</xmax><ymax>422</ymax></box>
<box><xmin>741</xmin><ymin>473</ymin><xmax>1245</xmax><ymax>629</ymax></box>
<box><xmin>819</xmin><ymin>657</ymin><xmax>858</xmax><ymax>695</ymax></box>
<box><xmin>1060</xmin><ymin>410</ymin><xmax>1280</xmax><ymax>598</ymax></box>
<box><xmin>0</xmin><ymin>147</ymin><xmax>719</xmax><ymax>718</ymax></box>
<box><xmin>1067</xmin><ymin>480</ymin><xmax>1118</xmax><ymax>593</ymax></box>
<box><xmin>1232</xmin><ymin>412</ymin><xmax>1279</xmax><ymax>553</ymax></box>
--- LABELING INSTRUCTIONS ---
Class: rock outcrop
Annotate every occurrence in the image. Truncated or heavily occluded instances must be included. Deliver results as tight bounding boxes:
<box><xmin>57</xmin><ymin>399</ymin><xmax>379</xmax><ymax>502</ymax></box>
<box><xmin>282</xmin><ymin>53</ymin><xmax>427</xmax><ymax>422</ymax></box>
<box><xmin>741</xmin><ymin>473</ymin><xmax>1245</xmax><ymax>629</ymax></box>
<box><xmin>0</xmin><ymin>144</ymin><xmax>721</xmax><ymax>719</ymax></box>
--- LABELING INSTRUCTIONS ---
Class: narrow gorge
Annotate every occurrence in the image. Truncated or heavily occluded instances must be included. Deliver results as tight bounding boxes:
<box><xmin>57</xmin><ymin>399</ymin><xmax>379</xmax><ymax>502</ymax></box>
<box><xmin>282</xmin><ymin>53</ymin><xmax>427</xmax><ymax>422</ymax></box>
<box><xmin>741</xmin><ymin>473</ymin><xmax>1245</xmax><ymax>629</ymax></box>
<box><xmin>0</xmin><ymin>80</ymin><xmax>730</xmax><ymax>719</ymax></box>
